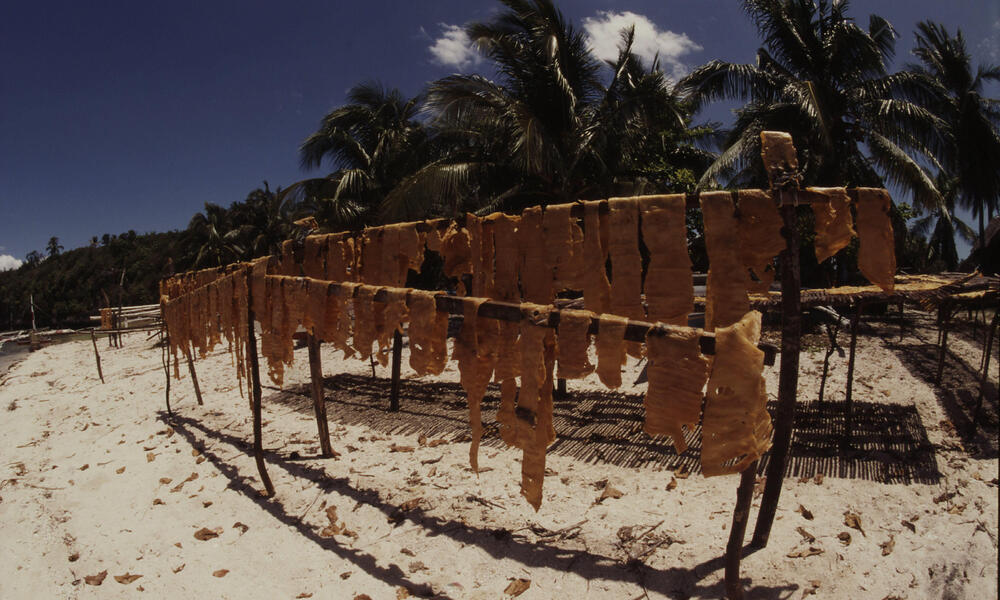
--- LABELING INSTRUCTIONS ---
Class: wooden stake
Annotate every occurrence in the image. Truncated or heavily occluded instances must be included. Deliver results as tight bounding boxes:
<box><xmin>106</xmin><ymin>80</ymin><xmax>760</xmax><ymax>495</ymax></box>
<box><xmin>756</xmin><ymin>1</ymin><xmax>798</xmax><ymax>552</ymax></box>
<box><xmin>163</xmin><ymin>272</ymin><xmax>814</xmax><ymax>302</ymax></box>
<box><xmin>161</xmin><ymin>333</ymin><xmax>172</xmax><ymax>416</ymax></box>
<box><xmin>842</xmin><ymin>302</ymin><xmax>861</xmax><ymax>451</ymax></box>
<box><xmin>936</xmin><ymin>303</ymin><xmax>952</xmax><ymax>384</ymax></box>
<box><xmin>246</xmin><ymin>273</ymin><xmax>275</xmax><ymax>497</ymax></box>
<box><xmin>389</xmin><ymin>329</ymin><xmax>403</xmax><ymax>412</ymax></box>
<box><xmin>90</xmin><ymin>329</ymin><xmax>104</xmax><ymax>383</ymax></box>
<box><xmin>751</xmin><ymin>201</ymin><xmax>802</xmax><ymax>548</ymax></box>
<box><xmin>971</xmin><ymin>311</ymin><xmax>998</xmax><ymax>430</ymax></box>
<box><xmin>307</xmin><ymin>334</ymin><xmax>334</xmax><ymax>457</ymax></box>
<box><xmin>185</xmin><ymin>344</ymin><xmax>204</xmax><ymax>406</ymax></box>
<box><xmin>724</xmin><ymin>461</ymin><xmax>758</xmax><ymax>600</ymax></box>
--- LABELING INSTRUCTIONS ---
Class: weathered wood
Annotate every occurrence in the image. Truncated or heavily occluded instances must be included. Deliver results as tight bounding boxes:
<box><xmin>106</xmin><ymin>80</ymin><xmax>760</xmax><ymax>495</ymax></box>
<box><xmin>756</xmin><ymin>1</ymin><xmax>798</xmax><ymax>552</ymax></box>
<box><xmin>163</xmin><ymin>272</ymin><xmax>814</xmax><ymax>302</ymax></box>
<box><xmin>246</xmin><ymin>273</ymin><xmax>275</xmax><ymax>497</ymax></box>
<box><xmin>160</xmin><ymin>333</ymin><xmax>172</xmax><ymax>416</ymax></box>
<box><xmin>389</xmin><ymin>329</ymin><xmax>403</xmax><ymax>411</ymax></box>
<box><xmin>751</xmin><ymin>201</ymin><xmax>802</xmax><ymax>549</ymax></box>
<box><xmin>817</xmin><ymin>321</ymin><xmax>840</xmax><ymax>410</ymax></box>
<box><xmin>185</xmin><ymin>345</ymin><xmax>204</xmax><ymax>406</ymax></box>
<box><xmin>90</xmin><ymin>329</ymin><xmax>104</xmax><ymax>383</ymax></box>
<box><xmin>842</xmin><ymin>303</ymin><xmax>862</xmax><ymax>451</ymax></box>
<box><xmin>307</xmin><ymin>334</ymin><xmax>334</xmax><ymax>457</ymax></box>
<box><xmin>725</xmin><ymin>461</ymin><xmax>758</xmax><ymax>600</ymax></box>
<box><xmin>274</xmin><ymin>276</ymin><xmax>778</xmax><ymax>366</ymax></box>
<box><xmin>972</xmin><ymin>311</ymin><xmax>998</xmax><ymax>430</ymax></box>
<box><xmin>935</xmin><ymin>303</ymin><xmax>952</xmax><ymax>384</ymax></box>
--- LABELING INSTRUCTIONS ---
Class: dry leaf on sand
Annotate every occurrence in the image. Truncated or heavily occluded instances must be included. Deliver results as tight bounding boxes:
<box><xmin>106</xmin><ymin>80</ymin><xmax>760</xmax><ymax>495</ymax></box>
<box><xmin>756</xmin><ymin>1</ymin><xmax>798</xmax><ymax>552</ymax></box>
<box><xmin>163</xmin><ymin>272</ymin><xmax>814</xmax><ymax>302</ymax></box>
<box><xmin>84</xmin><ymin>570</ymin><xmax>108</xmax><ymax>586</ymax></box>
<box><xmin>880</xmin><ymin>536</ymin><xmax>895</xmax><ymax>556</ymax></box>
<box><xmin>194</xmin><ymin>527</ymin><xmax>222</xmax><ymax>541</ymax></box>
<box><xmin>795</xmin><ymin>527</ymin><xmax>816</xmax><ymax>543</ymax></box>
<box><xmin>797</xmin><ymin>505</ymin><xmax>814</xmax><ymax>520</ymax></box>
<box><xmin>504</xmin><ymin>578</ymin><xmax>531</xmax><ymax>597</ymax></box>
<box><xmin>843</xmin><ymin>511</ymin><xmax>865</xmax><ymax>536</ymax></box>
<box><xmin>787</xmin><ymin>546</ymin><xmax>824</xmax><ymax>558</ymax></box>
<box><xmin>212</xmin><ymin>569</ymin><xmax>229</xmax><ymax>578</ymax></box>
<box><xmin>837</xmin><ymin>532</ymin><xmax>852</xmax><ymax>546</ymax></box>
<box><xmin>172</xmin><ymin>564</ymin><xmax>185</xmax><ymax>574</ymax></box>
<box><xmin>597</xmin><ymin>483</ymin><xmax>624</xmax><ymax>503</ymax></box>
<box><xmin>114</xmin><ymin>573</ymin><xmax>142</xmax><ymax>584</ymax></box>
<box><xmin>390</xmin><ymin>444</ymin><xmax>414</xmax><ymax>453</ymax></box>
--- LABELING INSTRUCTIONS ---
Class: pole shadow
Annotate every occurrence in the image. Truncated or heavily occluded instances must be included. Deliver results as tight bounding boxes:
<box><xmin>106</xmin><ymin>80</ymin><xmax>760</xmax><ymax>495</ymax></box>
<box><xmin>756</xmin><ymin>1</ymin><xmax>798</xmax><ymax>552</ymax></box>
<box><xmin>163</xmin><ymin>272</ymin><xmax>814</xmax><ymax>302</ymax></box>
<box><xmin>161</xmin><ymin>411</ymin><xmax>799</xmax><ymax>600</ymax></box>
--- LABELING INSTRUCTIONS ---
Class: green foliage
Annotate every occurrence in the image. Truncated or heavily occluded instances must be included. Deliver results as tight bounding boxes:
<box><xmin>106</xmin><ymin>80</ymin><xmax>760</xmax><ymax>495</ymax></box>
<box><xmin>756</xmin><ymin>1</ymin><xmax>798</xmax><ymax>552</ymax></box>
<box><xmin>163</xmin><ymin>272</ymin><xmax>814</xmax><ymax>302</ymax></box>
<box><xmin>0</xmin><ymin>231</ymin><xmax>187</xmax><ymax>329</ymax></box>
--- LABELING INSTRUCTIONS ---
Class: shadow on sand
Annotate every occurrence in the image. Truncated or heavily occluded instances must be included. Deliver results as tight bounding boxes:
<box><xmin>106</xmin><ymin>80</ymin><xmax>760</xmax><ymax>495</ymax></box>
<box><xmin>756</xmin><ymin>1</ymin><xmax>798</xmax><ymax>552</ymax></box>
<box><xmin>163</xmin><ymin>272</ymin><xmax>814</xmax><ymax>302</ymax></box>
<box><xmin>163</xmin><ymin>411</ymin><xmax>799</xmax><ymax>600</ymax></box>
<box><xmin>267</xmin><ymin>371</ymin><xmax>941</xmax><ymax>484</ymax></box>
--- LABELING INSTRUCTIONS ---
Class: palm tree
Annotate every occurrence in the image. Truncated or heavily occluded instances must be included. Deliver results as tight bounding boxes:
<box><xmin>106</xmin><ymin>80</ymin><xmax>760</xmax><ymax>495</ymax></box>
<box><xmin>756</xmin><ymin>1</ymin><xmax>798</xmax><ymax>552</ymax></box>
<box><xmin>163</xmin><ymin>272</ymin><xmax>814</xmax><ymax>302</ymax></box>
<box><xmin>186</xmin><ymin>203</ymin><xmax>242</xmax><ymax>267</ymax></box>
<box><xmin>909</xmin><ymin>21</ymin><xmax>1000</xmax><ymax>245</ymax></box>
<box><xmin>679</xmin><ymin>0</ymin><xmax>944</xmax><ymax>203</ymax></box>
<box><xmin>424</xmin><ymin>1</ymin><xmax>706</xmax><ymax>210</ymax></box>
<box><xmin>910</xmin><ymin>172</ymin><xmax>975</xmax><ymax>270</ymax></box>
<box><xmin>294</xmin><ymin>82</ymin><xmax>441</xmax><ymax>225</ymax></box>
<box><xmin>229</xmin><ymin>182</ymin><xmax>299</xmax><ymax>258</ymax></box>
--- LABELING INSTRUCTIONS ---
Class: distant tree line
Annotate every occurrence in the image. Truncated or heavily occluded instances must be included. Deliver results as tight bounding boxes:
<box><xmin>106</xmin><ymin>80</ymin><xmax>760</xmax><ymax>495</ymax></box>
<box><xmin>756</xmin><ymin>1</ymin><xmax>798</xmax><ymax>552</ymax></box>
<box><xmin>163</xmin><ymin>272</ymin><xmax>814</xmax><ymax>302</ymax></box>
<box><xmin>2</xmin><ymin>0</ymin><xmax>996</xmax><ymax>329</ymax></box>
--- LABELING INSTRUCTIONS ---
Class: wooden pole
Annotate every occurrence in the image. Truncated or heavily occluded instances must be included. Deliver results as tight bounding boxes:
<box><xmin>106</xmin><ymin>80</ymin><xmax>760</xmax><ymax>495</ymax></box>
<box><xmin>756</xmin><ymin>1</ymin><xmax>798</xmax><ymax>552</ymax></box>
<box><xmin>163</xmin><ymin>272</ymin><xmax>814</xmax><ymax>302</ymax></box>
<box><xmin>90</xmin><ymin>329</ymin><xmax>105</xmax><ymax>383</ymax></box>
<box><xmin>751</xmin><ymin>200</ymin><xmax>801</xmax><ymax>548</ymax></box>
<box><xmin>185</xmin><ymin>344</ymin><xmax>204</xmax><ymax>406</ymax></box>
<box><xmin>307</xmin><ymin>334</ymin><xmax>335</xmax><ymax>457</ymax></box>
<box><xmin>971</xmin><ymin>311</ymin><xmax>998</xmax><ymax>430</ymax></box>
<box><xmin>842</xmin><ymin>303</ymin><xmax>862</xmax><ymax>451</ymax></box>
<box><xmin>936</xmin><ymin>303</ymin><xmax>951</xmax><ymax>384</ymax></box>
<box><xmin>246</xmin><ymin>273</ymin><xmax>275</xmax><ymax>497</ymax></box>
<box><xmin>389</xmin><ymin>329</ymin><xmax>403</xmax><ymax>411</ymax></box>
<box><xmin>817</xmin><ymin>321</ymin><xmax>839</xmax><ymax>411</ymax></box>
<box><xmin>724</xmin><ymin>461</ymin><xmax>758</xmax><ymax>600</ymax></box>
<box><xmin>161</xmin><ymin>334</ymin><xmax>172</xmax><ymax>416</ymax></box>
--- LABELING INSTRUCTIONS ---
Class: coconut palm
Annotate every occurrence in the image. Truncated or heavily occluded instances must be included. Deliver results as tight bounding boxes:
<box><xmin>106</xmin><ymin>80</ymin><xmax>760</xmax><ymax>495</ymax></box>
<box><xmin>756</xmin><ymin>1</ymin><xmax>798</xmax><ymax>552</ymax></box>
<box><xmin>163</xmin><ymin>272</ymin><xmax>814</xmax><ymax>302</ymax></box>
<box><xmin>424</xmin><ymin>1</ymin><xmax>706</xmax><ymax>210</ymax></box>
<box><xmin>910</xmin><ymin>172</ymin><xmax>976</xmax><ymax>270</ymax></box>
<box><xmin>295</xmin><ymin>82</ymin><xmax>443</xmax><ymax>225</ymax></box>
<box><xmin>186</xmin><ymin>203</ymin><xmax>243</xmax><ymax>267</ymax></box>
<box><xmin>909</xmin><ymin>21</ymin><xmax>1000</xmax><ymax>245</ymax></box>
<box><xmin>679</xmin><ymin>0</ymin><xmax>944</xmax><ymax>203</ymax></box>
<box><xmin>228</xmin><ymin>182</ymin><xmax>299</xmax><ymax>258</ymax></box>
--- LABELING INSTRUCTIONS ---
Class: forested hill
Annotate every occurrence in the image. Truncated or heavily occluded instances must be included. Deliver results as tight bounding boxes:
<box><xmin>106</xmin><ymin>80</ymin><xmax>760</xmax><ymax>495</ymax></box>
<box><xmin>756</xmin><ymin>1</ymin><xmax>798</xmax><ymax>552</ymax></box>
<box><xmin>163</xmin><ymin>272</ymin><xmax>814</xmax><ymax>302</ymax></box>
<box><xmin>0</xmin><ymin>231</ymin><xmax>187</xmax><ymax>330</ymax></box>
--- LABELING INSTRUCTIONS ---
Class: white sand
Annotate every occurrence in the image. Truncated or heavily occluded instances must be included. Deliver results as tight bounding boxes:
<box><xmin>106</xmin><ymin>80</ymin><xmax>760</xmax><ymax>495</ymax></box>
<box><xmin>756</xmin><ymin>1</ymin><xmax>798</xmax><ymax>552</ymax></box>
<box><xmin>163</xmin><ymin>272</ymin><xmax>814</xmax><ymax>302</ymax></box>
<box><xmin>0</xmin><ymin>312</ymin><xmax>996</xmax><ymax>599</ymax></box>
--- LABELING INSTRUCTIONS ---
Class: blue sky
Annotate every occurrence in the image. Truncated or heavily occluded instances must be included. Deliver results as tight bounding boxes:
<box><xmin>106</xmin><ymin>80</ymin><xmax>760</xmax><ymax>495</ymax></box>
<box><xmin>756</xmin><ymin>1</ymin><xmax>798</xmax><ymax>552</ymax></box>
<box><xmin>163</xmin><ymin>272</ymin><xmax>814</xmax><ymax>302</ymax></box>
<box><xmin>2</xmin><ymin>0</ymin><xmax>999</xmax><ymax>269</ymax></box>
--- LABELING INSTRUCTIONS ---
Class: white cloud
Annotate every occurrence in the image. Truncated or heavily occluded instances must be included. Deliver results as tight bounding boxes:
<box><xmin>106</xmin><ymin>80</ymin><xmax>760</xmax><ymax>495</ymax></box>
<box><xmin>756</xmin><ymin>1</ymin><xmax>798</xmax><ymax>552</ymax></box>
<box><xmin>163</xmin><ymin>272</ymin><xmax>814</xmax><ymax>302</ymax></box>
<box><xmin>428</xmin><ymin>23</ymin><xmax>482</xmax><ymax>70</ymax></box>
<box><xmin>583</xmin><ymin>11</ymin><xmax>702</xmax><ymax>79</ymax></box>
<box><xmin>0</xmin><ymin>254</ymin><xmax>23</xmax><ymax>271</ymax></box>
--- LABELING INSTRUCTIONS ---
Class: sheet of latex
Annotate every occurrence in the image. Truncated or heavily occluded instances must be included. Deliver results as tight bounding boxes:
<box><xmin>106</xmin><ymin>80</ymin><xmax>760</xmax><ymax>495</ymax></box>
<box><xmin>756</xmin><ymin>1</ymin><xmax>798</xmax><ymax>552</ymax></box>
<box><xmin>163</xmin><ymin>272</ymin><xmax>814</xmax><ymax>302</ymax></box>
<box><xmin>855</xmin><ymin>188</ymin><xmax>896</xmax><ymax>292</ymax></box>
<box><xmin>701</xmin><ymin>191</ymin><xmax>749</xmax><ymax>331</ymax></box>
<box><xmin>701</xmin><ymin>311</ymin><xmax>773</xmax><ymax>476</ymax></box>
<box><xmin>643</xmin><ymin>324</ymin><xmax>710</xmax><ymax>453</ymax></box>
<box><xmin>639</xmin><ymin>194</ymin><xmax>693</xmax><ymax>326</ymax></box>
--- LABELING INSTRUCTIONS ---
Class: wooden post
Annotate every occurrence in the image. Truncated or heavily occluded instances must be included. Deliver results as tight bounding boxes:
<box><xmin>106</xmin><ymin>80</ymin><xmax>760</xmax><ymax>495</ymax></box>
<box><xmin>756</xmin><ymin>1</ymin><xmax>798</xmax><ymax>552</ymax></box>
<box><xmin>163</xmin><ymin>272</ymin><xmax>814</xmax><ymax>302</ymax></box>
<box><xmin>160</xmin><ymin>334</ymin><xmax>172</xmax><ymax>416</ymax></box>
<box><xmin>842</xmin><ymin>303</ymin><xmax>861</xmax><ymax>451</ymax></box>
<box><xmin>185</xmin><ymin>344</ymin><xmax>204</xmax><ymax>406</ymax></box>
<box><xmin>90</xmin><ymin>329</ymin><xmax>105</xmax><ymax>383</ymax></box>
<box><xmin>724</xmin><ymin>461</ymin><xmax>758</xmax><ymax>599</ymax></box>
<box><xmin>971</xmin><ymin>312</ymin><xmax>998</xmax><ymax>430</ymax></box>
<box><xmin>389</xmin><ymin>329</ymin><xmax>403</xmax><ymax>411</ymax></box>
<box><xmin>751</xmin><ymin>201</ymin><xmax>801</xmax><ymax>548</ymax></box>
<box><xmin>936</xmin><ymin>303</ymin><xmax>951</xmax><ymax>384</ymax></box>
<box><xmin>307</xmin><ymin>334</ymin><xmax>335</xmax><ymax>457</ymax></box>
<box><xmin>246</xmin><ymin>273</ymin><xmax>275</xmax><ymax>497</ymax></box>
<box><xmin>817</xmin><ymin>321</ymin><xmax>840</xmax><ymax>412</ymax></box>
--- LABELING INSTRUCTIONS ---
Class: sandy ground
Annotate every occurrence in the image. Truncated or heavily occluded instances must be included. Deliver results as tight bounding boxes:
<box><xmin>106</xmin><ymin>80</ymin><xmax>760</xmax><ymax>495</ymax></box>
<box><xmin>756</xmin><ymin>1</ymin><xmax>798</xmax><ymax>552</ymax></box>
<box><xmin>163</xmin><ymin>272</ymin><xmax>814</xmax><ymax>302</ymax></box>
<box><xmin>0</xmin><ymin>310</ymin><xmax>996</xmax><ymax>599</ymax></box>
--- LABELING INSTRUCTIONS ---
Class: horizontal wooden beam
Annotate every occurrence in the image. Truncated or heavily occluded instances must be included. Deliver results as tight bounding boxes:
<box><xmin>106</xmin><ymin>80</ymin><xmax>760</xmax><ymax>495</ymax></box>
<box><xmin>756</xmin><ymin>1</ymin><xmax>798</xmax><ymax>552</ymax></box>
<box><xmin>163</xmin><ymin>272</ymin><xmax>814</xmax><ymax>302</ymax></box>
<box><xmin>274</xmin><ymin>276</ymin><xmax>778</xmax><ymax>366</ymax></box>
